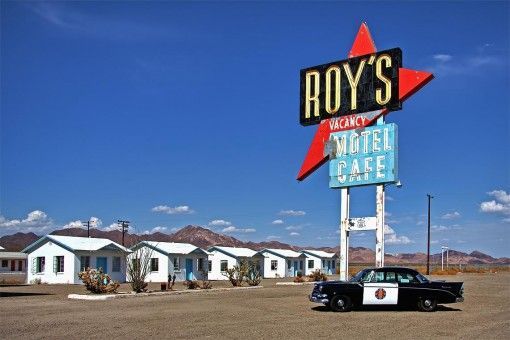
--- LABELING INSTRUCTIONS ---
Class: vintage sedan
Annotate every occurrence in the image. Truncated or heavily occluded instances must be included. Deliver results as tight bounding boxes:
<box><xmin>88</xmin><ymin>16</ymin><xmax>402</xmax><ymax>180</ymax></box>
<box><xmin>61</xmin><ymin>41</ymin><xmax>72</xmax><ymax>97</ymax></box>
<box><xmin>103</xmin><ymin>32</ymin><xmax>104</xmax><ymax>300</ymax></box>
<box><xmin>309</xmin><ymin>266</ymin><xmax>464</xmax><ymax>312</ymax></box>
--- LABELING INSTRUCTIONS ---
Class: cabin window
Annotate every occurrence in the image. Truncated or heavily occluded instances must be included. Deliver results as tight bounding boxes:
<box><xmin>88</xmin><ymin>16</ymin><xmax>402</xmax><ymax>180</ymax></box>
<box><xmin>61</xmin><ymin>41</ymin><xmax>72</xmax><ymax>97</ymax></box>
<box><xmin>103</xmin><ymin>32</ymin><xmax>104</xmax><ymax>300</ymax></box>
<box><xmin>80</xmin><ymin>256</ymin><xmax>90</xmax><ymax>271</ymax></box>
<box><xmin>308</xmin><ymin>260</ymin><xmax>314</xmax><ymax>269</ymax></box>
<box><xmin>36</xmin><ymin>257</ymin><xmax>45</xmax><ymax>273</ymax></box>
<box><xmin>220</xmin><ymin>260</ymin><xmax>228</xmax><ymax>272</ymax></box>
<box><xmin>287</xmin><ymin>260</ymin><xmax>291</xmax><ymax>269</ymax></box>
<box><xmin>150</xmin><ymin>258</ymin><xmax>159</xmax><ymax>272</ymax></box>
<box><xmin>332</xmin><ymin>260</ymin><xmax>335</xmax><ymax>269</ymax></box>
<box><xmin>198</xmin><ymin>258</ymin><xmax>204</xmax><ymax>271</ymax></box>
<box><xmin>1</xmin><ymin>260</ymin><xmax>7</xmax><ymax>267</ymax></box>
<box><xmin>112</xmin><ymin>257</ymin><xmax>121</xmax><ymax>272</ymax></box>
<box><xmin>271</xmin><ymin>260</ymin><xmax>278</xmax><ymax>271</ymax></box>
<box><xmin>173</xmin><ymin>257</ymin><xmax>180</xmax><ymax>271</ymax></box>
<box><xmin>299</xmin><ymin>261</ymin><xmax>303</xmax><ymax>270</ymax></box>
<box><xmin>322</xmin><ymin>260</ymin><xmax>325</xmax><ymax>268</ymax></box>
<box><xmin>53</xmin><ymin>256</ymin><xmax>64</xmax><ymax>273</ymax></box>
<box><xmin>208</xmin><ymin>260</ymin><xmax>212</xmax><ymax>272</ymax></box>
<box><xmin>18</xmin><ymin>260</ymin><xmax>23</xmax><ymax>271</ymax></box>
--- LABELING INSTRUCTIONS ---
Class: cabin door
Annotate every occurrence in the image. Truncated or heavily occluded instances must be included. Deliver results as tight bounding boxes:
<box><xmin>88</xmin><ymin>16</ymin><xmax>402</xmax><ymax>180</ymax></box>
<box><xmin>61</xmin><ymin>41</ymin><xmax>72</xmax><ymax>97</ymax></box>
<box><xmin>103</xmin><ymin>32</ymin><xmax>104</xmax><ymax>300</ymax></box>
<box><xmin>185</xmin><ymin>259</ymin><xmax>193</xmax><ymax>281</ymax></box>
<box><xmin>294</xmin><ymin>261</ymin><xmax>298</xmax><ymax>276</ymax></box>
<box><xmin>96</xmin><ymin>257</ymin><xmax>108</xmax><ymax>273</ymax></box>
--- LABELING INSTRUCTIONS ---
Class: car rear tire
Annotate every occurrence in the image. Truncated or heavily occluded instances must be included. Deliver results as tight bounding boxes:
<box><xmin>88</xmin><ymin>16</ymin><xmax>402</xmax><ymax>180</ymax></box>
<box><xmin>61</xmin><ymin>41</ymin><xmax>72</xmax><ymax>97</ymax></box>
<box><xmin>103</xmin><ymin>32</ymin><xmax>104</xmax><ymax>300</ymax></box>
<box><xmin>417</xmin><ymin>298</ymin><xmax>437</xmax><ymax>312</ymax></box>
<box><xmin>330</xmin><ymin>295</ymin><xmax>352</xmax><ymax>312</ymax></box>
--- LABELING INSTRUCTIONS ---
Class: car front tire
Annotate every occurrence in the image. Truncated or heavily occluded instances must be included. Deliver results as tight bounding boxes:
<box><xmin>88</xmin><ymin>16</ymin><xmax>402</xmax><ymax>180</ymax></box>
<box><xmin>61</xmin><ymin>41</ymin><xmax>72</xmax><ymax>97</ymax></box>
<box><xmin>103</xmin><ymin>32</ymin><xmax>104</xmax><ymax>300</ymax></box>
<box><xmin>417</xmin><ymin>297</ymin><xmax>437</xmax><ymax>312</ymax></box>
<box><xmin>330</xmin><ymin>295</ymin><xmax>352</xmax><ymax>312</ymax></box>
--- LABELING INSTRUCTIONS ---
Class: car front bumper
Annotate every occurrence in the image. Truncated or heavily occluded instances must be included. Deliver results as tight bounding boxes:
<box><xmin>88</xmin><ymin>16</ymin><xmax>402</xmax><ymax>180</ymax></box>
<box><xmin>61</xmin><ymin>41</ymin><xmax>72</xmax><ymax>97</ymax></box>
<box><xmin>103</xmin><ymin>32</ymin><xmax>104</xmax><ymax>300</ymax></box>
<box><xmin>456</xmin><ymin>297</ymin><xmax>464</xmax><ymax>303</ymax></box>
<box><xmin>309</xmin><ymin>294</ymin><xmax>329</xmax><ymax>304</ymax></box>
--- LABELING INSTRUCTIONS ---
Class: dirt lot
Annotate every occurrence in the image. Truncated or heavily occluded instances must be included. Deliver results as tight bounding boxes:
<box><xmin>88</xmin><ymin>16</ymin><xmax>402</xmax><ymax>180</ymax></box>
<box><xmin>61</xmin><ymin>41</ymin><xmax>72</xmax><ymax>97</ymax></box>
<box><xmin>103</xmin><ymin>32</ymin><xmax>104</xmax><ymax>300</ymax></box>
<box><xmin>1</xmin><ymin>273</ymin><xmax>509</xmax><ymax>339</ymax></box>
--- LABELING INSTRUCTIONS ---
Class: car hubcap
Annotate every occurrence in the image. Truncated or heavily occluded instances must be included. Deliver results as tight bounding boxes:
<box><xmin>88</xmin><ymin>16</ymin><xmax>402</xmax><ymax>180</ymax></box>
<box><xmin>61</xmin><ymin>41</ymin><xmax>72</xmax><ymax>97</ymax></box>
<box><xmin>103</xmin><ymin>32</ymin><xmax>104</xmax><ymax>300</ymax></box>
<box><xmin>424</xmin><ymin>299</ymin><xmax>431</xmax><ymax>307</ymax></box>
<box><xmin>337</xmin><ymin>299</ymin><xmax>345</xmax><ymax>307</ymax></box>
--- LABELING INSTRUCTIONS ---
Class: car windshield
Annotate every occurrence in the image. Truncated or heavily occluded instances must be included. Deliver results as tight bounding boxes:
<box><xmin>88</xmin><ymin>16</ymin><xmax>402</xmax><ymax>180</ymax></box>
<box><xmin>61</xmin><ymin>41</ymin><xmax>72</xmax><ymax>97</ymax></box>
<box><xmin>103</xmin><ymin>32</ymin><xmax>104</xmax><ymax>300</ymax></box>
<box><xmin>415</xmin><ymin>273</ymin><xmax>429</xmax><ymax>283</ymax></box>
<box><xmin>349</xmin><ymin>269</ymin><xmax>372</xmax><ymax>282</ymax></box>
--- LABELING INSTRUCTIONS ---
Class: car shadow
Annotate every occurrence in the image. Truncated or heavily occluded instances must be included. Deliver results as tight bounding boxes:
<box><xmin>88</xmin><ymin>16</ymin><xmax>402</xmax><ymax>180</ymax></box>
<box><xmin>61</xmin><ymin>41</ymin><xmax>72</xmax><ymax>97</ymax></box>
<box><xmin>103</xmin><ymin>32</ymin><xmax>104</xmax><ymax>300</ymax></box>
<box><xmin>0</xmin><ymin>292</ymin><xmax>54</xmax><ymax>298</ymax></box>
<box><xmin>311</xmin><ymin>305</ymin><xmax>462</xmax><ymax>312</ymax></box>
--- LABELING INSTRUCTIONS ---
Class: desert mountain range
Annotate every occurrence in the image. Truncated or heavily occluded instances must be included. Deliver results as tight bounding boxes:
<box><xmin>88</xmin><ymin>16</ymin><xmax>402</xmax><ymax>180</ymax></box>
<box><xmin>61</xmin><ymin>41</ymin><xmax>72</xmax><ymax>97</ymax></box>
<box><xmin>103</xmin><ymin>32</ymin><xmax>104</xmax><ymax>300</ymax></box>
<box><xmin>0</xmin><ymin>225</ymin><xmax>508</xmax><ymax>265</ymax></box>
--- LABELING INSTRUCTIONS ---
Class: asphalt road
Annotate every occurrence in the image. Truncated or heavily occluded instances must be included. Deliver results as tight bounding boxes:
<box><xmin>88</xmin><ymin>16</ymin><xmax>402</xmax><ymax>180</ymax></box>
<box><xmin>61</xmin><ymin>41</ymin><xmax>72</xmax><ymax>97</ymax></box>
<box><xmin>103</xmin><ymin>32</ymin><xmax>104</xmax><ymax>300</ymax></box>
<box><xmin>0</xmin><ymin>273</ymin><xmax>509</xmax><ymax>339</ymax></box>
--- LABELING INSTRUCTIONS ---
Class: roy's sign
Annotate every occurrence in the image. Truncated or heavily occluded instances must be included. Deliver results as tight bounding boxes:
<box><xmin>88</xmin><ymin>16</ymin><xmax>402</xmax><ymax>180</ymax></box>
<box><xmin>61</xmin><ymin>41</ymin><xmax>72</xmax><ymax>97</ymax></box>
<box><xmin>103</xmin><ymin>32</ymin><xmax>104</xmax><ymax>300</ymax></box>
<box><xmin>328</xmin><ymin>123</ymin><xmax>398</xmax><ymax>188</ymax></box>
<box><xmin>300</xmin><ymin>48</ymin><xmax>402</xmax><ymax>126</ymax></box>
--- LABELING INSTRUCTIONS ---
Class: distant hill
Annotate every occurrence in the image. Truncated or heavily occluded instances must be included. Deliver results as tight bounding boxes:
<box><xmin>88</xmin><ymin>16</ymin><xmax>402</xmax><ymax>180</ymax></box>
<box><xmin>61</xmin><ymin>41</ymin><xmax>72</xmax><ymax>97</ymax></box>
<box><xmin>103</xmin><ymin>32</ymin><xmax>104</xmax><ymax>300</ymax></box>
<box><xmin>1</xmin><ymin>225</ymin><xmax>508</xmax><ymax>265</ymax></box>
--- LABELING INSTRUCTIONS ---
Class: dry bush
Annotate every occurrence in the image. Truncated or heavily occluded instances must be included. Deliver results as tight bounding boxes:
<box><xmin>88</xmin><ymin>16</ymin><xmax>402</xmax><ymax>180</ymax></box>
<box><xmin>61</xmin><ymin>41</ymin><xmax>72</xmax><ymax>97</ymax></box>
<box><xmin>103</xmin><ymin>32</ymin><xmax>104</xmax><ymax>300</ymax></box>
<box><xmin>183</xmin><ymin>280</ymin><xmax>200</xmax><ymax>289</ymax></box>
<box><xmin>127</xmin><ymin>246</ymin><xmax>154</xmax><ymax>293</ymax></box>
<box><xmin>223</xmin><ymin>260</ymin><xmax>249</xmax><ymax>287</ymax></box>
<box><xmin>245</xmin><ymin>263</ymin><xmax>262</xmax><ymax>286</ymax></box>
<box><xmin>78</xmin><ymin>268</ymin><xmax>120</xmax><ymax>294</ymax></box>
<box><xmin>201</xmin><ymin>280</ymin><xmax>213</xmax><ymax>289</ymax></box>
<box><xmin>308</xmin><ymin>269</ymin><xmax>328</xmax><ymax>282</ymax></box>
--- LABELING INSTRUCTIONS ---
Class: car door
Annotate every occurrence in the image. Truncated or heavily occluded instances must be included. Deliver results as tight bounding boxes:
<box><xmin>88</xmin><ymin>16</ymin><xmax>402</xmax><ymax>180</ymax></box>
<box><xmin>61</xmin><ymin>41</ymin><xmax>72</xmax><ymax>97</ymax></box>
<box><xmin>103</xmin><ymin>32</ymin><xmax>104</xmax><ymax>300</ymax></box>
<box><xmin>397</xmin><ymin>271</ymin><xmax>420</xmax><ymax>305</ymax></box>
<box><xmin>362</xmin><ymin>270</ymin><xmax>398</xmax><ymax>305</ymax></box>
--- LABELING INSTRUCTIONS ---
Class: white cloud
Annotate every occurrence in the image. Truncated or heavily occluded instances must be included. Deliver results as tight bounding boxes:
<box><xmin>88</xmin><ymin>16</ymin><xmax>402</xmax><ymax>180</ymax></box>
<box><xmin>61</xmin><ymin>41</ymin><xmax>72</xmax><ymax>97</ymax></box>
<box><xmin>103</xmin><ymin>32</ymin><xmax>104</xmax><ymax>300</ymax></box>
<box><xmin>266</xmin><ymin>235</ymin><xmax>281</xmax><ymax>240</ymax></box>
<box><xmin>271</xmin><ymin>219</ymin><xmax>284</xmax><ymax>225</ymax></box>
<box><xmin>433</xmin><ymin>54</ymin><xmax>453</xmax><ymax>62</ymax></box>
<box><xmin>416</xmin><ymin>220</ymin><xmax>425</xmax><ymax>226</ymax></box>
<box><xmin>285</xmin><ymin>225</ymin><xmax>302</xmax><ymax>231</ymax></box>
<box><xmin>441</xmin><ymin>211</ymin><xmax>460</xmax><ymax>220</ymax></box>
<box><xmin>385</xmin><ymin>195</ymin><xmax>394</xmax><ymax>201</ymax></box>
<box><xmin>384</xmin><ymin>225</ymin><xmax>412</xmax><ymax>245</ymax></box>
<box><xmin>428</xmin><ymin>50</ymin><xmax>502</xmax><ymax>77</ymax></box>
<box><xmin>488</xmin><ymin>190</ymin><xmax>510</xmax><ymax>204</ymax></box>
<box><xmin>63</xmin><ymin>216</ymin><xmax>102</xmax><ymax>229</ymax></box>
<box><xmin>385</xmin><ymin>212</ymin><xmax>392</xmax><ymax>217</ymax></box>
<box><xmin>209</xmin><ymin>219</ymin><xmax>231</xmax><ymax>227</ymax></box>
<box><xmin>222</xmin><ymin>226</ymin><xmax>256</xmax><ymax>233</ymax></box>
<box><xmin>63</xmin><ymin>220</ymin><xmax>83</xmax><ymax>229</ymax></box>
<box><xmin>431</xmin><ymin>225</ymin><xmax>449</xmax><ymax>232</ymax></box>
<box><xmin>289</xmin><ymin>232</ymin><xmax>300</xmax><ymax>236</ymax></box>
<box><xmin>480</xmin><ymin>190</ymin><xmax>510</xmax><ymax>217</ymax></box>
<box><xmin>151</xmin><ymin>205</ymin><xmax>195</xmax><ymax>214</ymax></box>
<box><xmin>143</xmin><ymin>226</ymin><xmax>168</xmax><ymax>235</ymax></box>
<box><xmin>102</xmin><ymin>223</ymin><xmax>119</xmax><ymax>232</ymax></box>
<box><xmin>0</xmin><ymin>210</ymin><xmax>53</xmax><ymax>233</ymax></box>
<box><xmin>279</xmin><ymin>210</ymin><xmax>306</xmax><ymax>216</ymax></box>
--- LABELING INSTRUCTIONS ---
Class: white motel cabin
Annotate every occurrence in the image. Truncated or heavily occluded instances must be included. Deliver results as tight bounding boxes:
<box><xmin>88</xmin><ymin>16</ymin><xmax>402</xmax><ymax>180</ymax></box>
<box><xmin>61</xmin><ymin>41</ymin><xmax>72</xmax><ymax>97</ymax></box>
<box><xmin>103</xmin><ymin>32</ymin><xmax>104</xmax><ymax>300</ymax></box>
<box><xmin>129</xmin><ymin>241</ymin><xmax>209</xmax><ymax>282</ymax></box>
<box><xmin>257</xmin><ymin>248</ymin><xmax>307</xmax><ymax>278</ymax></box>
<box><xmin>301</xmin><ymin>250</ymin><xmax>338</xmax><ymax>275</ymax></box>
<box><xmin>207</xmin><ymin>246</ymin><xmax>264</xmax><ymax>280</ymax></box>
<box><xmin>23</xmin><ymin>235</ymin><xmax>130</xmax><ymax>284</ymax></box>
<box><xmin>0</xmin><ymin>251</ymin><xmax>27</xmax><ymax>283</ymax></box>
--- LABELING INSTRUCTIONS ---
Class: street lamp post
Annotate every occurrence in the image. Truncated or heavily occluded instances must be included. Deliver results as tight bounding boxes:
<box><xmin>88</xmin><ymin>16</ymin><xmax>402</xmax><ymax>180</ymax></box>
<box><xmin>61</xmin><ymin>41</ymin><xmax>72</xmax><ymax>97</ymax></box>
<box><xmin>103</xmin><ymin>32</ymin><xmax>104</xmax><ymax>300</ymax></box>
<box><xmin>426</xmin><ymin>194</ymin><xmax>434</xmax><ymax>275</ymax></box>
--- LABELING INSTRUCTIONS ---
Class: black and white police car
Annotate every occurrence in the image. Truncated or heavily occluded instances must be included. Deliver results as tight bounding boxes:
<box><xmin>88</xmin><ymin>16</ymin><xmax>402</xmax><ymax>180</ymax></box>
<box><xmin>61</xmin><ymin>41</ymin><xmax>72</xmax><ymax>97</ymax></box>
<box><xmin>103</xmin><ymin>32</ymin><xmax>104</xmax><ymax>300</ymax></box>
<box><xmin>309</xmin><ymin>266</ymin><xmax>464</xmax><ymax>312</ymax></box>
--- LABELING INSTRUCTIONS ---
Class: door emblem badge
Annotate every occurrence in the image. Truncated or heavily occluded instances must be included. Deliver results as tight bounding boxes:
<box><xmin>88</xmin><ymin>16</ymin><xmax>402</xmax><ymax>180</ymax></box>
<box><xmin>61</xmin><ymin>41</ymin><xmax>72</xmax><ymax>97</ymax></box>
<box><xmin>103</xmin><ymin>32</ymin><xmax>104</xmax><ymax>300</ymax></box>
<box><xmin>375</xmin><ymin>288</ymin><xmax>386</xmax><ymax>300</ymax></box>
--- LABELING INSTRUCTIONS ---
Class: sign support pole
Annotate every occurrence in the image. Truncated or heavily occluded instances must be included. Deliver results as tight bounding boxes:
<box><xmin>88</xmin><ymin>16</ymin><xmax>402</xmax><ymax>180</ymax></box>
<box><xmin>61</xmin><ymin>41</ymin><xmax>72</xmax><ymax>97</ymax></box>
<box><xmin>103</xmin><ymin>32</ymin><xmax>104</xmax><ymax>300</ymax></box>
<box><xmin>375</xmin><ymin>115</ymin><xmax>385</xmax><ymax>268</ymax></box>
<box><xmin>339</xmin><ymin>187</ymin><xmax>350</xmax><ymax>280</ymax></box>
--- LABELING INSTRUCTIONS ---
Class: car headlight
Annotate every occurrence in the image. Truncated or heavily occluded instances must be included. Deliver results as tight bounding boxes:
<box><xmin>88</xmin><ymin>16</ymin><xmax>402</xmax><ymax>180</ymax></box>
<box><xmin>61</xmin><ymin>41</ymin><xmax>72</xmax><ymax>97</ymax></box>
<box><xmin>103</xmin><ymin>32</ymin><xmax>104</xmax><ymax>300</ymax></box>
<box><xmin>318</xmin><ymin>285</ymin><xmax>323</xmax><ymax>293</ymax></box>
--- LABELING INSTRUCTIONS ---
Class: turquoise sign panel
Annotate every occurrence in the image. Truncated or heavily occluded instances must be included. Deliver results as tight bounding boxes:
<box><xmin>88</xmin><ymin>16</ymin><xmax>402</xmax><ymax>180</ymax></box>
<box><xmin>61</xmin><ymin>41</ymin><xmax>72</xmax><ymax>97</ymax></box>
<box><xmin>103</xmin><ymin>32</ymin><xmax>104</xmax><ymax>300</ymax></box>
<box><xmin>328</xmin><ymin>123</ymin><xmax>398</xmax><ymax>188</ymax></box>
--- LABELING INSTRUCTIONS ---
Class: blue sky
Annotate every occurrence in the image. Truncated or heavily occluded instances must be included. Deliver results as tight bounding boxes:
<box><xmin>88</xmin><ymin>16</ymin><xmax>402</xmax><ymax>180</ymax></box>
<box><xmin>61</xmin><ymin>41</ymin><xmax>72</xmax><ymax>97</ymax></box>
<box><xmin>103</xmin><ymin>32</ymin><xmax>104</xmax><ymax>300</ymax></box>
<box><xmin>1</xmin><ymin>1</ymin><xmax>509</xmax><ymax>257</ymax></box>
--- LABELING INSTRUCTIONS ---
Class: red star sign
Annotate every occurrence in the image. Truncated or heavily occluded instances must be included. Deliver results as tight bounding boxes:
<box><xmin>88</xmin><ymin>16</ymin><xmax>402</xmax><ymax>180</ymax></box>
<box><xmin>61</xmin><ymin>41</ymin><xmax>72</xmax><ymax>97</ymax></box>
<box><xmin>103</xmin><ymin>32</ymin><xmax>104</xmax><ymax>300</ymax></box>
<box><xmin>297</xmin><ymin>23</ymin><xmax>434</xmax><ymax>181</ymax></box>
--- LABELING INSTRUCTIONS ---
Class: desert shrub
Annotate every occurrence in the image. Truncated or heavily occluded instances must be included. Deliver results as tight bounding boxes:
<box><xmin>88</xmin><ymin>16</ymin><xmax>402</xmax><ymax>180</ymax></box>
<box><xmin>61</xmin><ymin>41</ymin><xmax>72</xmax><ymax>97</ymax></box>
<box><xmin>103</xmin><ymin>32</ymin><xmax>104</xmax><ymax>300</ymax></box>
<box><xmin>78</xmin><ymin>268</ymin><xmax>120</xmax><ymax>294</ymax></box>
<box><xmin>223</xmin><ymin>260</ymin><xmax>249</xmax><ymax>287</ymax></box>
<box><xmin>183</xmin><ymin>280</ymin><xmax>200</xmax><ymax>289</ymax></box>
<box><xmin>201</xmin><ymin>280</ymin><xmax>213</xmax><ymax>289</ymax></box>
<box><xmin>293</xmin><ymin>275</ymin><xmax>306</xmax><ymax>283</ymax></box>
<box><xmin>245</xmin><ymin>264</ymin><xmax>262</xmax><ymax>286</ymax></box>
<box><xmin>30</xmin><ymin>278</ymin><xmax>42</xmax><ymax>285</ymax></box>
<box><xmin>308</xmin><ymin>269</ymin><xmax>328</xmax><ymax>282</ymax></box>
<box><xmin>127</xmin><ymin>246</ymin><xmax>154</xmax><ymax>293</ymax></box>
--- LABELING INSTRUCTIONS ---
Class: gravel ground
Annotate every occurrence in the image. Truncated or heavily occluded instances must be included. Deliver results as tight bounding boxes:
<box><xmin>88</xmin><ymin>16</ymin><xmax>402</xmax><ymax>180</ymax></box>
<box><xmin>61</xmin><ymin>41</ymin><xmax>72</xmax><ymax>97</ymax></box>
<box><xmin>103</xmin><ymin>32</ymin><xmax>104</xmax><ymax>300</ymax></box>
<box><xmin>0</xmin><ymin>273</ymin><xmax>509</xmax><ymax>339</ymax></box>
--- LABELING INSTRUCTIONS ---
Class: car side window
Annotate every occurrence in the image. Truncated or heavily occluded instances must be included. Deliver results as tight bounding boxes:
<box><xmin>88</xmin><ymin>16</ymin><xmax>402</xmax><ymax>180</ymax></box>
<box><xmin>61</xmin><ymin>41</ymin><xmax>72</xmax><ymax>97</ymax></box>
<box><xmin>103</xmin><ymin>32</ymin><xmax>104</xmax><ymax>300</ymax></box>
<box><xmin>373</xmin><ymin>271</ymin><xmax>396</xmax><ymax>283</ymax></box>
<box><xmin>397</xmin><ymin>272</ymin><xmax>418</xmax><ymax>283</ymax></box>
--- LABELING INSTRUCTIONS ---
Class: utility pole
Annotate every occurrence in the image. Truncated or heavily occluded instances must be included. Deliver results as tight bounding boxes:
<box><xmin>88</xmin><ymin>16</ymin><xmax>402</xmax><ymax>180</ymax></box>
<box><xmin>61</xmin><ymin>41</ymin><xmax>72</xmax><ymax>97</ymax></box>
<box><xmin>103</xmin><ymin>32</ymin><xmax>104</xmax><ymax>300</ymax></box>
<box><xmin>426</xmin><ymin>194</ymin><xmax>434</xmax><ymax>275</ymax></box>
<box><xmin>82</xmin><ymin>220</ymin><xmax>91</xmax><ymax>238</ymax></box>
<box><xmin>117</xmin><ymin>220</ymin><xmax>130</xmax><ymax>246</ymax></box>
